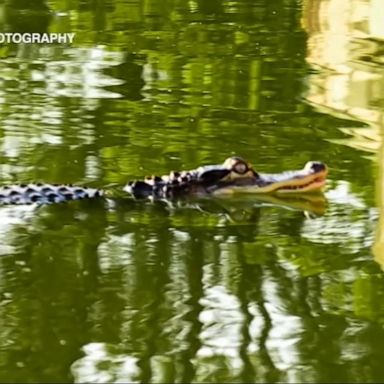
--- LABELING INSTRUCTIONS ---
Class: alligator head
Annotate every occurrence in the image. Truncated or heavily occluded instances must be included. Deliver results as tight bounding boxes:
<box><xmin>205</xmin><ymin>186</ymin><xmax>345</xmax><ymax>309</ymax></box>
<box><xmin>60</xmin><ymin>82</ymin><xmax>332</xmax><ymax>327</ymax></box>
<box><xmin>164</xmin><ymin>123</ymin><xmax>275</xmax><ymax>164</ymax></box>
<box><xmin>213</xmin><ymin>159</ymin><xmax>328</xmax><ymax>195</ymax></box>
<box><xmin>124</xmin><ymin>157</ymin><xmax>328</xmax><ymax>198</ymax></box>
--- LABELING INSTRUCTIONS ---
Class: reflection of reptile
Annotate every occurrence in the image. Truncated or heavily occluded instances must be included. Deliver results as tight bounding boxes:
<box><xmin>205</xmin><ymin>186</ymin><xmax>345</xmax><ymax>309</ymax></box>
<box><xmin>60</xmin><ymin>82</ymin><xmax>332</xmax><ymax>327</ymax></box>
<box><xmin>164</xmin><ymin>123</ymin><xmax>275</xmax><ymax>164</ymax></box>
<box><xmin>207</xmin><ymin>193</ymin><xmax>327</xmax><ymax>218</ymax></box>
<box><xmin>109</xmin><ymin>192</ymin><xmax>327</xmax><ymax>230</ymax></box>
<box><xmin>0</xmin><ymin>157</ymin><xmax>328</xmax><ymax>205</ymax></box>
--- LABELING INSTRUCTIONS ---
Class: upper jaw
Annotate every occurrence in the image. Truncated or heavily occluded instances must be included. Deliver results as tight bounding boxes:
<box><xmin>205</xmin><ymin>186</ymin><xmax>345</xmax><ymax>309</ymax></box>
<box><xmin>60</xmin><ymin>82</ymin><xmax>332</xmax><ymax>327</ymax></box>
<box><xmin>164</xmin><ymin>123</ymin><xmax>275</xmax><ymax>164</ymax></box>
<box><xmin>211</xmin><ymin>161</ymin><xmax>328</xmax><ymax>195</ymax></box>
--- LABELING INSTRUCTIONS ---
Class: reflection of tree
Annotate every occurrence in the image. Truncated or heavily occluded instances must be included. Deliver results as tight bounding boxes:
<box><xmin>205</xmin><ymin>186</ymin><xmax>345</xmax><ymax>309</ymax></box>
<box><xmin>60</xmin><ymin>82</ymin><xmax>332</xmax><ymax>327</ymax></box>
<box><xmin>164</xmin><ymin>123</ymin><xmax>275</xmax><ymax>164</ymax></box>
<box><xmin>177</xmin><ymin>231</ymin><xmax>204</xmax><ymax>383</ymax></box>
<box><xmin>132</xmin><ymin>218</ymin><xmax>174</xmax><ymax>383</ymax></box>
<box><xmin>0</xmin><ymin>194</ymin><xmax>381</xmax><ymax>382</ymax></box>
<box><xmin>0</xmin><ymin>0</ymin><xmax>347</xmax><ymax>184</ymax></box>
<box><xmin>302</xmin><ymin>6</ymin><xmax>384</xmax><ymax>370</ymax></box>
<box><xmin>0</xmin><ymin>202</ymin><xmax>107</xmax><ymax>382</ymax></box>
<box><xmin>303</xmin><ymin>0</ymin><xmax>384</xmax><ymax>196</ymax></box>
<box><xmin>91</xmin><ymin>202</ymin><xmax>333</xmax><ymax>382</ymax></box>
<box><xmin>236</xmin><ymin>247</ymin><xmax>281</xmax><ymax>382</ymax></box>
<box><xmin>4</xmin><ymin>0</ymin><xmax>51</xmax><ymax>34</ymax></box>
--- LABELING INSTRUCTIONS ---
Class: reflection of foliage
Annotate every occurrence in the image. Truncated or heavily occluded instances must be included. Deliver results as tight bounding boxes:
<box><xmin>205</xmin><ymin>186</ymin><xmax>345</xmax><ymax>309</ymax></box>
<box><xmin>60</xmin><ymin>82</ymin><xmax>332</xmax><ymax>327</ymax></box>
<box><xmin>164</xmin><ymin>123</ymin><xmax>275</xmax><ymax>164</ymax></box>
<box><xmin>0</xmin><ymin>197</ymin><xmax>380</xmax><ymax>382</ymax></box>
<box><xmin>0</xmin><ymin>0</ymin><xmax>380</xmax><ymax>382</ymax></box>
<box><xmin>0</xmin><ymin>0</ymin><xmax>361</xmax><ymax>184</ymax></box>
<box><xmin>0</xmin><ymin>202</ymin><xmax>107</xmax><ymax>382</ymax></box>
<box><xmin>3</xmin><ymin>0</ymin><xmax>51</xmax><ymax>33</ymax></box>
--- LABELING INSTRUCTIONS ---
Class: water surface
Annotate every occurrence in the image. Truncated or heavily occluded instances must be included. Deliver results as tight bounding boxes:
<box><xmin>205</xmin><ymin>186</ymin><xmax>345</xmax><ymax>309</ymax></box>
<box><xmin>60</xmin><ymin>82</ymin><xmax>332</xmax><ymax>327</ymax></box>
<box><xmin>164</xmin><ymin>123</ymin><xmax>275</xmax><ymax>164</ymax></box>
<box><xmin>0</xmin><ymin>0</ymin><xmax>383</xmax><ymax>382</ymax></box>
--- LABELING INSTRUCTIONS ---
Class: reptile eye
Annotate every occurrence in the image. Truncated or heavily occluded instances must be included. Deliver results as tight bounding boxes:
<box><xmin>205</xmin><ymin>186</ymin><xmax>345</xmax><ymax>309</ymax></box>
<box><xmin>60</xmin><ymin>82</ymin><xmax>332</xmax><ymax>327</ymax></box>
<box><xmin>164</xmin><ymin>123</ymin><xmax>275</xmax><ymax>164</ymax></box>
<box><xmin>233</xmin><ymin>161</ymin><xmax>249</xmax><ymax>174</ymax></box>
<box><xmin>304</xmin><ymin>161</ymin><xmax>327</xmax><ymax>173</ymax></box>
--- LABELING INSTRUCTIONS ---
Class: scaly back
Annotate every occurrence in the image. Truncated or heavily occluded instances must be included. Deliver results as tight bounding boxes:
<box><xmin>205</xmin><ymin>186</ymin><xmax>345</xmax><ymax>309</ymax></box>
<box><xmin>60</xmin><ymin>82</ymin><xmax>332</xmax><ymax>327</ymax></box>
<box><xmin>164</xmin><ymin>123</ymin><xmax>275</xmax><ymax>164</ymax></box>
<box><xmin>0</xmin><ymin>184</ymin><xmax>103</xmax><ymax>205</ymax></box>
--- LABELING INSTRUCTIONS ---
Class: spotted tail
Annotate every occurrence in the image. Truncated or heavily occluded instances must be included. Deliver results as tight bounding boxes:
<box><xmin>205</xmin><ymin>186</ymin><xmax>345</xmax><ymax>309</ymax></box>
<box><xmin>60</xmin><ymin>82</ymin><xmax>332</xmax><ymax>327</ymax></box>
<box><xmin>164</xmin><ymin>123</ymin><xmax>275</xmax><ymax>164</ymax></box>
<box><xmin>0</xmin><ymin>184</ymin><xmax>103</xmax><ymax>205</ymax></box>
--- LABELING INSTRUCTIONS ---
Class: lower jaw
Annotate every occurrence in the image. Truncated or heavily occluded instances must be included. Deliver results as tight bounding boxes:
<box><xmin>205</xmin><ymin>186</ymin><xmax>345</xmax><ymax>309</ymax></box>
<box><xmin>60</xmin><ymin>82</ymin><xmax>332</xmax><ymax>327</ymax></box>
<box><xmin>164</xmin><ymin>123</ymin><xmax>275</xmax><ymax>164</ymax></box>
<box><xmin>212</xmin><ymin>179</ymin><xmax>327</xmax><ymax>195</ymax></box>
<box><xmin>274</xmin><ymin>180</ymin><xmax>326</xmax><ymax>194</ymax></box>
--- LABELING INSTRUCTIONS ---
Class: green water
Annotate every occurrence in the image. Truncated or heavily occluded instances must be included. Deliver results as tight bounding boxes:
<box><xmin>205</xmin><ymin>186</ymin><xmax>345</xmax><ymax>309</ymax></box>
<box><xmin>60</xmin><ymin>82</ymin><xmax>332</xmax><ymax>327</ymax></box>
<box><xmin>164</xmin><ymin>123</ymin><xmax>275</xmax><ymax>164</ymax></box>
<box><xmin>0</xmin><ymin>0</ymin><xmax>383</xmax><ymax>382</ymax></box>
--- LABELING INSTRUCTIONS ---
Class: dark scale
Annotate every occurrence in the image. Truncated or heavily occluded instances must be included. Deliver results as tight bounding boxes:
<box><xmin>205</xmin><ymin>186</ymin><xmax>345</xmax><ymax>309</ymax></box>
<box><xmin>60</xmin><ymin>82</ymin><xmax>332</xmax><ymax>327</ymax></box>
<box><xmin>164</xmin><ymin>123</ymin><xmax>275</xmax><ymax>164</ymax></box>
<box><xmin>0</xmin><ymin>184</ymin><xmax>103</xmax><ymax>205</ymax></box>
<box><xmin>125</xmin><ymin>167</ymin><xmax>203</xmax><ymax>199</ymax></box>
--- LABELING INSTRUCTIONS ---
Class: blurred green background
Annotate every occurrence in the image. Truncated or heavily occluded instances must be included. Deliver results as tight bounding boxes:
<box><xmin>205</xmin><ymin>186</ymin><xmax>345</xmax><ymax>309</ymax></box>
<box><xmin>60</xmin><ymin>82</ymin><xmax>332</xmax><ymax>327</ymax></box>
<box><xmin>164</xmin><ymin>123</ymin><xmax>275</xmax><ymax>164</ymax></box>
<box><xmin>0</xmin><ymin>0</ymin><xmax>383</xmax><ymax>382</ymax></box>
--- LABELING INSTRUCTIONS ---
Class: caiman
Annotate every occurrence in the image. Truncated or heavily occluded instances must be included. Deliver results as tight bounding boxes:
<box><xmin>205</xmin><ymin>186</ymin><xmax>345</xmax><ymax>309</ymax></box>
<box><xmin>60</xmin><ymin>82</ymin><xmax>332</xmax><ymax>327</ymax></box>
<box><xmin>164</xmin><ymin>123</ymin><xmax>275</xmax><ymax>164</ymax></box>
<box><xmin>0</xmin><ymin>157</ymin><xmax>328</xmax><ymax>205</ymax></box>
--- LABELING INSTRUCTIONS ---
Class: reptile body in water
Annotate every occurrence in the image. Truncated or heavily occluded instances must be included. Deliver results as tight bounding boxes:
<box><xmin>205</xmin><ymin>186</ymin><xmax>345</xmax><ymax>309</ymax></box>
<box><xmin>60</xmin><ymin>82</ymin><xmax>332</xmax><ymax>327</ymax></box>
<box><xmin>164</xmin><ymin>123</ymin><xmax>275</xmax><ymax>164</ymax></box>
<box><xmin>0</xmin><ymin>157</ymin><xmax>328</xmax><ymax>205</ymax></box>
